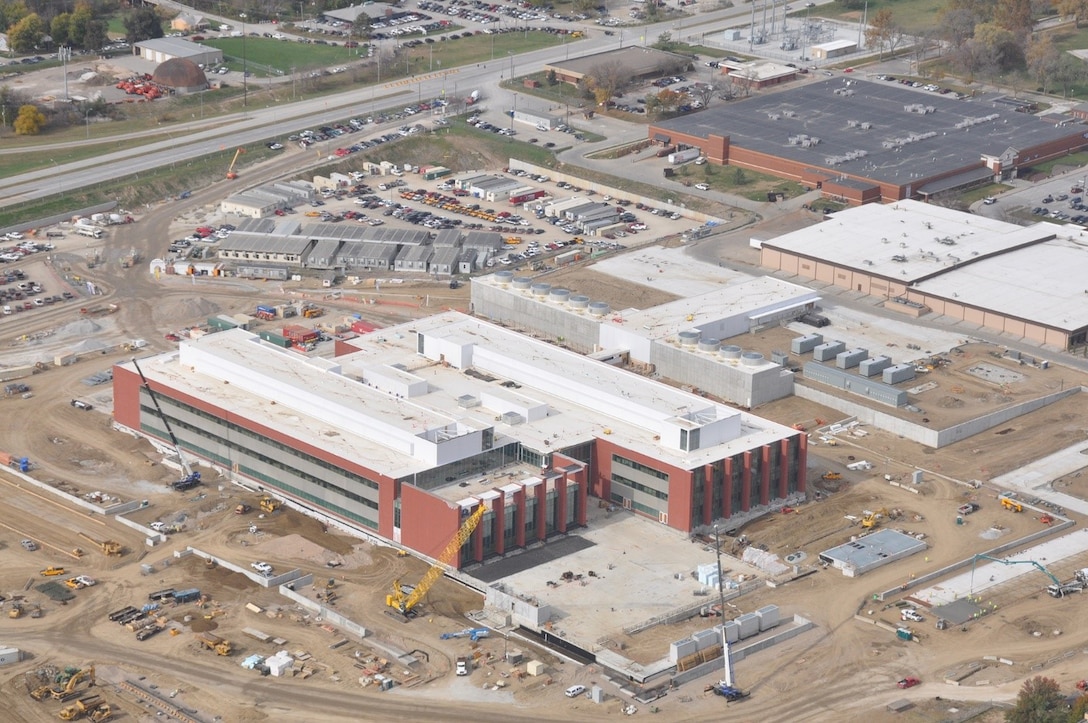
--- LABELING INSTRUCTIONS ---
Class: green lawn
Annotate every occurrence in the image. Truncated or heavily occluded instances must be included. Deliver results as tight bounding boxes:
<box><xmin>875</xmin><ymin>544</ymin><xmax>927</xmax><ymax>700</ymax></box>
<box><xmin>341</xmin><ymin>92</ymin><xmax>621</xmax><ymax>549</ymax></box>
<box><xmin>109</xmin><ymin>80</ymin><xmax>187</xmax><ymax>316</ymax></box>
<box><xmin>791</xmin><ymin>0</ymin><xmax>948</xmax><ymax>36</ymax></box>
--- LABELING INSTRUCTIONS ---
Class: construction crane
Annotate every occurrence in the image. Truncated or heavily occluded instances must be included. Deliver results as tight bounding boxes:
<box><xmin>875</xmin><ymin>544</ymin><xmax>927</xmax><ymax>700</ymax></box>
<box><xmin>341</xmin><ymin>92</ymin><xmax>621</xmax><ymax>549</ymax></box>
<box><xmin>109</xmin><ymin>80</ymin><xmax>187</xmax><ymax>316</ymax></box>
<box><xmin>969</xmin><ymin>554</ymin><xmax>1061</xmax><ymax>594</ymax></box>
<box><xmin>1000</xmin><ymin>496</ymin><xmax>1024</xmax><ymax>512</ymax></box>
<box><xmin>387</xmin><ymin>505</ymin><xmax>485</xmax><ymax>615</ymax></box>
<box><xmin>131</xmin><ymin>358</ymin><xmax>201</xmax><ymax>491</ymax></box>
<box><xmin>225</xmin><ymin>148</ymin><xmax>245</xmax><ymax>179</ymax></box>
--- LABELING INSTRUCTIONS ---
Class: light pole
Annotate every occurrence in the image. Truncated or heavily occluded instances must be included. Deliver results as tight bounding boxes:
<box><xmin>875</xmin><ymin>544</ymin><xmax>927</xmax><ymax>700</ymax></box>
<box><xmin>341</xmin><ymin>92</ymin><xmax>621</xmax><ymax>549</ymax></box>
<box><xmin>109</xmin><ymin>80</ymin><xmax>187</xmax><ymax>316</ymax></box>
<box><xmin>511</xmin><ymin>91</ymin><xmax>517</xmax><ymax>130</ymax></box>
<box><xmin>239</xmin><ymin>13</ymin><xmax>248</xmax><ymax>107</ymax></box>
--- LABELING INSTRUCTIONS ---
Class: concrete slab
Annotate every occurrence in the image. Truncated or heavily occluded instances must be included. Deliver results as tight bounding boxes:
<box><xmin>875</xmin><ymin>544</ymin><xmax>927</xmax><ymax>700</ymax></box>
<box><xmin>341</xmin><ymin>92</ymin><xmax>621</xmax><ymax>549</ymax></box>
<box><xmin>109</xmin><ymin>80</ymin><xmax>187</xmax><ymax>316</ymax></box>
<box><xmin>589</xmin><ymin>246</ymin><xmax>750</xmax><ymax>298</ymax></box>
<box><xmin>490</xmin><ymin>503</ymin><xmax>758</xmax><ymax>653</ymax></box>
<box><xmin>992</xmin><ymin>440</ymin><xmax>1088</xmax><ymax>515</ymax></box>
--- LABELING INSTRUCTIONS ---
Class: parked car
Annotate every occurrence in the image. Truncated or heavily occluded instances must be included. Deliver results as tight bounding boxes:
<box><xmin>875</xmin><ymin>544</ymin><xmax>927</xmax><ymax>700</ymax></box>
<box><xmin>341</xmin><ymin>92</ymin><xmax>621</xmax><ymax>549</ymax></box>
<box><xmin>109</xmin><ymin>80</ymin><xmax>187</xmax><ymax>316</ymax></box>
<box><xmin>897</xmin><ymin>677</ymin><xmax>921</xmax><ymax>689</ymax></box>
<box><xmin>251</xmin><ymin>561</ymin><xmax>273</xmax><ymax>574</ymax></box>
<box><xmin>565</xmin><ymin>685</ymin><xmax>586</xmax><ymax>698</ymax></box>
<box><xmin>21</xmin><ymin>539</ymin><xmax>37</xmax><ymax>551</ymax></box>
<box><xmin>900</xmin><ymin>609</ymin><xmax>924</xmax><ymax>622</ymax></box>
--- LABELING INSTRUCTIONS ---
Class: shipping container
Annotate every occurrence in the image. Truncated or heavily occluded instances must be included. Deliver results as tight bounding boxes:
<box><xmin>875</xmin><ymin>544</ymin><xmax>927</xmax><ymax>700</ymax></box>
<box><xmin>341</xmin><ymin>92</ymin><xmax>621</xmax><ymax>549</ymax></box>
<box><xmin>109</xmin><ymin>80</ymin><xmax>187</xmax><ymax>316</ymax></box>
<box><xmin>255</xmin><ymin>305</ymin><xmax>277</xmax><ymax>321</ymax></box>
<box><xmin>350</xmin><ymin>320</ymin><xmax>377</xmax><ymax>334</ymax></box>
<box><xmin>282</xmin><ymin>325</ymin><xmax>319</xmax><ymax>343</ymax></box>
<box><xmin>207</xmin><ymin>315</ymin><xmax>240</xmax><ymax>331</ymax></box>
<box><xmin>173</xmin><ymin>588</ymin><xmax>201</xmax><ymax>604</ymax></box>
<box><xmin>258</xmin><ymin>331</ymin><xmax>291</xmax><ymax>348</ymax></box>
<box><xmin>422</xmin><ymin>166</ymin><xmax>451</xmax><ymax>181</ymax></box>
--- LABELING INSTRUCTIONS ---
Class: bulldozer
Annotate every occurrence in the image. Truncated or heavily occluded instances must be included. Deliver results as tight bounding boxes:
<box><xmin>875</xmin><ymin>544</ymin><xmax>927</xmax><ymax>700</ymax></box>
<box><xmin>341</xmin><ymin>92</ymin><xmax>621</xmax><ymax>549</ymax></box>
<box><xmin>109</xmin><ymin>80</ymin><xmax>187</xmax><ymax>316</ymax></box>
<box><xmin>9</xmin><ymin>602</ymin><xmax>23</xmax><ymax>619</ymax></box>
<box><xmin>88</xmin><ymin>704</ymin><xmax>112</xmax><ymax>722</ymax></box>
<box><xmin>78</xmin><ymin>533</ymin><xmax>122</xmax><ymax>556</ymax></box>
<box><xmin>259</xmin><ymin>497</ymin><xmax>281</xmax><ymax>513</ymax></box>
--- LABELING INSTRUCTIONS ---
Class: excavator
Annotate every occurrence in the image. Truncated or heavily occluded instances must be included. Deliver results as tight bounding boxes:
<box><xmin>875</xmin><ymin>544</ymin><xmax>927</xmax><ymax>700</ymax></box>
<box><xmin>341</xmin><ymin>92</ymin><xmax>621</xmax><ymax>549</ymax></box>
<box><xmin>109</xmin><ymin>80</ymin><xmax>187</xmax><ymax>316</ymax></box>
<box><xmin>860</xmin><ymin>508</ymin><xmax>890</xmax><ymax>529</ymax></box>
<box><xmin>50</xmin><ymin>666</ymin><xmax>95</xmax><ymax>702</ymax></box>
<box><xmin>131</xmin><ymin>358</ymin><xmax>201</xmax><ymax>491</ymax></box>
<box><xmin>387</xmin><ymin>505</ymin><xmax>485</xmax><ymax>616</ymax></box>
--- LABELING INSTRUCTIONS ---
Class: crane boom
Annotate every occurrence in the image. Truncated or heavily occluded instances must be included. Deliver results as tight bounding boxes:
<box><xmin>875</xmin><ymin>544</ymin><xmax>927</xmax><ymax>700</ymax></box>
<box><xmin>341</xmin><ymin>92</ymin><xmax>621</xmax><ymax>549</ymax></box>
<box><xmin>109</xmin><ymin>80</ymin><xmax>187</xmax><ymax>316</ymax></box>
<box><xmin>970</xmin><ymin>553</ymin><xmax>1061</xmax><ymax>592</ymax></box>
<box><xmin>226</xmin><ymin>148</ymin><xmax>245</xmax><ymax>179</ymax></box>
<box><xmin>131</xmin><ymin>358</ymin><xmax>201</xmax><ymax>490</ymax></box>
<box><xmin>387</xmin><ymin>505</ymin><xmax>485</xmax><ymax>615</ymax></box>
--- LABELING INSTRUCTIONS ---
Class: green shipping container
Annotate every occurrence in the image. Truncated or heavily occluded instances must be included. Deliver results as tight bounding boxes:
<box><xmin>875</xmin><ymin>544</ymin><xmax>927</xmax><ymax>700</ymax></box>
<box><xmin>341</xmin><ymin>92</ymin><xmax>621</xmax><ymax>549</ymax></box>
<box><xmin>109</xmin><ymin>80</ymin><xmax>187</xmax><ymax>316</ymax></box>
<box><xmin>259</xmin><ymin>331</ymin><xmax>291</xmax><ymax>348</ymax></box>
<box><xmin>207</xmin><ymin>316</ymin><xmax>239</xmax><ymax>331</ymax></box>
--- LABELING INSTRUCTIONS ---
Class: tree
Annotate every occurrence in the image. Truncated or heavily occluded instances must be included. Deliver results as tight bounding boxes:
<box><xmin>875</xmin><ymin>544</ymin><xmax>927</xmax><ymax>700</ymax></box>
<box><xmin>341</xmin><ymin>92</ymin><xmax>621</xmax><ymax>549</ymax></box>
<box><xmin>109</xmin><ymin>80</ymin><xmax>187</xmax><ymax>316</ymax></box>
<box><xmin>938</xmin><ymin>7</ymin><xmax>981</xmax><ymax>50</ymax></box>
<box><xmin>50</xmin><ymin>12</ymin><xmax>71</xmax><ymax>47</ymax></box>
<box><xmin>993</xmin><ymin>0</ymin><xmax>1033</xmax><ymax>40</ymax></box>
<box><xmin>123</xmin><ymin>7</ymin><xmax>164</xmax><ymax>44</ymax></box>
<box><xmin>1052</xmin><ymin>53</ymin><xmax>1088</xmax><ymax>98</ymax></box>
<box><xmin>1056</xmin><ymin>0</ymin><xmax>1088</xmax><ymax>26</ymax></box>
<box><xmin>656</xmin><ymin>88</ymin><xmax>687</xmax><ymax>113</ymax></box>
<box><xmin>13</xmin><ymin>103</ymin><xmax>45</xmax><ymax>135</ymax></box>
<box><xmin>546</xmin><ymin>68</ymin><xmax>557</xmax><ymax>86</ymax></box>
<box><xmin>584</xmin><ymin>59</ymin><xmax>631</xmax><ymax>105</ymax></box>
<box><xmin>969</xmin><ymin>22</ymin><xmax>1022</xmax><ymax>76</ymax></box>
<box><xmin>1025</xmin><ymin>36</ymin><xmax>1061</xmax><ymax>93</ymax></box>
<box><xmin>8</xmin><ymin>12</ymin><xmax>44</xmax><ymax>53</ymax></box>
<box><xmin>1005</xmin><ymin>676</ymin><xmax>1065</xmax><ymax>723</ymax></box>
<box><xmin>0</xmin><ymin>0</ymin><xmax>30</xmax><ymax>34</ymax></box>
<box><xmin>732</xmin><ymin>167</ymin><xmax>749</xmax><ymax>185</ymax></box>
<box><xmin>67</xmin><ymin>1</ymin><xmax>93</xmax><ymax>50</ymax></box>
<box><xmin>864</xmin><ymin>9</ymin><xmax>904</xmax><ymax>60</ymax></box>
<box><xmin>83</xmin><ymin>18</ymin><xmax>108</xmax><ymax>53</ymax></box>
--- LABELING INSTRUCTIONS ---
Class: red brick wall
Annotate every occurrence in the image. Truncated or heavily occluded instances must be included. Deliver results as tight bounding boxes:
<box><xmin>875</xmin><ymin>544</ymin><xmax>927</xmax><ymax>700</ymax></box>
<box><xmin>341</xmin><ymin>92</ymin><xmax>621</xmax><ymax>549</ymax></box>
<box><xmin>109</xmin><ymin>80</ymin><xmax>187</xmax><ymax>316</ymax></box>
<box><xmin>399</xmin><ymin>484</ymin><xmax>464</xmax><ymax>563</ymax></box>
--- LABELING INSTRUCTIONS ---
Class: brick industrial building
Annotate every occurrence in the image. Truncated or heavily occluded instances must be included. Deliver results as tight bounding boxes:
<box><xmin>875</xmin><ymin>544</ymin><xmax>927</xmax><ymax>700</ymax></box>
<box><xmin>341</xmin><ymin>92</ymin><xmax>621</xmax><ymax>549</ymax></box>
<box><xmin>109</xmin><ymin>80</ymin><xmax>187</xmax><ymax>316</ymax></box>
<box><xmin>113</xmin><ymin>313</ymin><xmax>805</xmax><ymax>568</ymax></box>
<box><xmin>648</xmin><ymin>79</ymin><xmax>1088</xmax><ymax>204</ymax></box>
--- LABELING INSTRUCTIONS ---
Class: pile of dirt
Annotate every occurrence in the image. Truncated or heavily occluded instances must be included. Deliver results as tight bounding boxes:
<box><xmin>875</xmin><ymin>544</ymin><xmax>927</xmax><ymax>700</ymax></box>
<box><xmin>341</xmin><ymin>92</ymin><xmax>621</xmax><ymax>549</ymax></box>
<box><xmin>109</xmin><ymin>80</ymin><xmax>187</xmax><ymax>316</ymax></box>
<box><xmin>938</xmin><ymin>395</ymin><xmax>965</xmax><ymax>408</ymax></box>
<box><xmin>154</xmin><ymin>296</ymin><xmax>221</xmax><ymax>326</ymax></box>
<box><xmin>55</xmin><ymin>318</ymin><xmax>103</xmax><ymax>339</ymax></box>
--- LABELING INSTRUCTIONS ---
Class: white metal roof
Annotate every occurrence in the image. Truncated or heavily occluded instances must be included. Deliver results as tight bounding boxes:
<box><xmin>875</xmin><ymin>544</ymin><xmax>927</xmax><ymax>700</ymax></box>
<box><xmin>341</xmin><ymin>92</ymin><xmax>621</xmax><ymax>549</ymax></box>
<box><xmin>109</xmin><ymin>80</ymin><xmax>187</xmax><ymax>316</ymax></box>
<box><xmin>762</xmin><ymin>200</ymin><xmax>1056</xmax><ymax>283</ymax></box>
<box><xmin>913</xmin><ymin>234</ymin><xmax>1088</xmax><ymax>332</ymax></box>
<box><xmin>127</xmin><ymin>314</ymin><xmax>796</xmax><ymax>481</ymax></box>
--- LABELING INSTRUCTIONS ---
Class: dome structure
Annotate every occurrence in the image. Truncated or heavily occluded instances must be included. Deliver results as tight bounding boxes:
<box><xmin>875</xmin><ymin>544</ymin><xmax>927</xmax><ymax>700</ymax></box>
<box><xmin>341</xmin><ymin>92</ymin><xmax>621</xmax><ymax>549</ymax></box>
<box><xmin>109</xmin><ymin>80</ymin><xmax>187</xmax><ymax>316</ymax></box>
<box><xmin>151</xmin><ymin>57</ymin><xmax>208</xmax><ymax>93</ymax></box>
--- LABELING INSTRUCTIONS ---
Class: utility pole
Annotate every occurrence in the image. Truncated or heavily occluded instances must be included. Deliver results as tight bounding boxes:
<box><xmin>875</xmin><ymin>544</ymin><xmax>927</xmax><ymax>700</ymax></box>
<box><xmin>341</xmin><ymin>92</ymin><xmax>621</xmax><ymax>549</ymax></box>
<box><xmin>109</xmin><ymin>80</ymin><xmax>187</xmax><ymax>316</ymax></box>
<box><xmin>240</xmin><ymin>13</ymin><xmax>248</xmax><ymax>107</ymax></box>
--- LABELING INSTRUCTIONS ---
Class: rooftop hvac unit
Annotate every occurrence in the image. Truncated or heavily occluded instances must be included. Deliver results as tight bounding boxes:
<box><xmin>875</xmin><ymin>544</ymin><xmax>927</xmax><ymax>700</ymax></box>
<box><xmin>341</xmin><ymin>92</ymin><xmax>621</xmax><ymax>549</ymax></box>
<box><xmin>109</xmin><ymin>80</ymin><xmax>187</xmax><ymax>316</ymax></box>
<box><xmin>500</xmin><ymin>412</ymin><xmax>525</xmax><ymax>425</ymax></box>
<box><xmin>457</xmin><ymin>394</ymin><xmax>481</xmax><ymax>408</ymax></box>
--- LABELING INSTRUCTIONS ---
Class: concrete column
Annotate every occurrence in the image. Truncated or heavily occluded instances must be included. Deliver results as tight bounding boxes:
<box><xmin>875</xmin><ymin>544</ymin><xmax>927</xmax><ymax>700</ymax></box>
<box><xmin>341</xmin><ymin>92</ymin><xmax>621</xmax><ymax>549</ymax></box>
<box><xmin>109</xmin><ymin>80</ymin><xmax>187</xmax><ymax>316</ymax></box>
<box><xmin>797</xmin><ymin>434</ymin><xmax>808</xmax><ymax>495</ymax></box>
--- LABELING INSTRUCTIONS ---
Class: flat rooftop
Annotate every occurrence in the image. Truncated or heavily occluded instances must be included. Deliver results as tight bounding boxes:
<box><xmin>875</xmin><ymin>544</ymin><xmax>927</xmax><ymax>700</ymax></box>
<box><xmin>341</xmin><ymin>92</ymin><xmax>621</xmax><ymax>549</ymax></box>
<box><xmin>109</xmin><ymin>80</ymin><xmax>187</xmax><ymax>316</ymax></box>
<box><xmin>819</xmin><ymin>528</ymin><xmax>926</xmax><ymax>570</ymax></box>
<box><xmin>761</xmin><ymin>200</ymin><xmax>1057</xmax><ymax>283</ymax></box>
<box><xmin>590</xmin><ymin>246</ymin><xmax>759</xmax><ymax>298</ymax></box>
<box><xmin>619</xmin><ymin>276</ymin><xmax>819</xmax><ymax>342</ymax></box>
<box><xmin>653</xmin><ymin>79</ymin><xmax>1088</xmax><ymax>185</ymax></box>
<box><xmin>913</xmin><ymin>233</ymin><xmax>1088</xmax><ymax>333</ymax></box>
<box><xmin>128</xmin><ymin>312</ymin><xmax>796</xmax><ymax>481</ymax></box>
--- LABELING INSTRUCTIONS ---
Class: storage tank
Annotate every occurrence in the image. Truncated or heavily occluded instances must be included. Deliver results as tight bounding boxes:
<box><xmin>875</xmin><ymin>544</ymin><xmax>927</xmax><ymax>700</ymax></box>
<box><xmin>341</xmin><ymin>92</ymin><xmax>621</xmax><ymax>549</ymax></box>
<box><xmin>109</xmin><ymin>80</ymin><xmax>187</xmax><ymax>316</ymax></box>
<box><xmin>813</xmin><ymin>340</ymin><xmax>847</xmax><ymax>362</ymax></box>
<box><xmin>494</xmin><ymin>270</ymin><xmax>514</xmax><ymax>286</ymax></box>
<box><xmin>588</xmin><ymin>301</ymin><xmax>610</xmax><ymax>317</ymax></box>
<box><xmin>678</xmin><ymin>330</ymin><xmax>700</xmax><ymax>347</ymax></box>
<box><xmin>719</xmin><ymin>345</ymin><xmax>742</xmax><ymax>360</ymax></box>
<box><xmin>835</xmin><ymin>348</ymin><xmax>868</xmax><ymax>369</ymax></box>
<box><xmin>698</xmin><ymin>337</ymin><xmax>720</xmax><ymax>352</ymax></box>
<box><xmin>511</xmin><ymin>276</ymin><xmax>532</xmax><ymax>291</ymax></box>
<box><xmin>548</xmin><ymin>288</ymin><xmax>571</xmax><ymax>304</ymax></box>
<box><xmin>569</xmin><ymin>294</ymin><xmax>589</xmax><ymax>310</ymax></box>
<box><xmin>531</xmin><ymin>282</ymin><xmax>551</xmax><ymax>297</ymax></box>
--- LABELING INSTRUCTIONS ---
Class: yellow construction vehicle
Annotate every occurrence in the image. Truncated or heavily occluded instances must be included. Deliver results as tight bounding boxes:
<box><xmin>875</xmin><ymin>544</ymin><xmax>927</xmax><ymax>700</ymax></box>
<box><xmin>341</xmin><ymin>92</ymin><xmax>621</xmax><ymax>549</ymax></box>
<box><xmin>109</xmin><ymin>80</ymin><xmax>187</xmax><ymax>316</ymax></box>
<box><xmin>40</xmin><ymin>566</ymin><xmax>66</xmax><ymax>576</ymax></box>
<box><xmin>9</xmin><ymin>602</ymin><xmax>23</xmax><ymax>619</ymax></box>
<box><xmin>860</xmin><ymin>508</ymin><xmax>890</xmax><ymax>529</ymax></box>
<box><xmin>89</xmin><ymin>703</ymin><xmax>112</xmax><ymax>722</ymax></box>
<box><xmin>58</xmin><ymin>694</ymin><xmax>102</xmax><ymax>720</ymax></box>
<box><xmin>1001</xmin><ymin>497</ymin><xmax>1023</xmax><ymax>513</ymax></box>
<box><xmin>259</xmin><ymin>496</ymin><xmax>281</xmax><ymax>513</ymax></box>
<box><xmin>51</xmin><ymin>666</ymin><xmax>95</xmax><ymax>701</ymax></box>
<box><xmin>387</xmin><ymin>505</ymin><xmax>485</xmax><ymax>615</ymax></box>
<box><xmin>195</xmin><ymin>632</ymin><xmax>232</xmax><ymax>656</ymax></box>
<box><xmin>78</xmin><ymin>533</ymin><xmax>122</xmax><ymax>556</ymax></box>
<box><xmin>821</xmin><ymin>472</ymin><xmax>842</xmax><ymax>481</ymax></box>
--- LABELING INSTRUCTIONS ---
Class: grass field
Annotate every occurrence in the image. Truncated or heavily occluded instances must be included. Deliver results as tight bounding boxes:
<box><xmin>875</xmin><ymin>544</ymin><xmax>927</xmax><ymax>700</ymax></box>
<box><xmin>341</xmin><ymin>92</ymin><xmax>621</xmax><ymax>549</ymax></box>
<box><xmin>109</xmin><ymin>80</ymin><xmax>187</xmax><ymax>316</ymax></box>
<box><xmin>788</xmin><ymin>0</ymin><xmax>947</xmax><ymax>36</ymax></box>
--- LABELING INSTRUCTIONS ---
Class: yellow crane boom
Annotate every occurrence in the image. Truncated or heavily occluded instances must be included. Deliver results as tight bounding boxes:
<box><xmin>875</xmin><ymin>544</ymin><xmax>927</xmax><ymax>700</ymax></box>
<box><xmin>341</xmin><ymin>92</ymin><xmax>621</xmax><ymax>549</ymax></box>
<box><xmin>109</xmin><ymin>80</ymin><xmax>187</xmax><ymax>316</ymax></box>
<box><xmin>387</xmin><ymin>505</ymin><xmax>485</xmax><ymax>615</ymax></box>
<box><xmin>226</xmin><ymin>148</ymin><xmax>245</xmax><ymax>180</ymax></box>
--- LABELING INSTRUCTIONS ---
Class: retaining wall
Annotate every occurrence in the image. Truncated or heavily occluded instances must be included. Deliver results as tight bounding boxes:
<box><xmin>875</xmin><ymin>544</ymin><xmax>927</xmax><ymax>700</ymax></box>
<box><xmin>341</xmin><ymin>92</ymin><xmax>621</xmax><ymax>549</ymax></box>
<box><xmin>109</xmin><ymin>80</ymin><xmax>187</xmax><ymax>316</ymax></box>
<box><xmin>669</xmin><ymin>615</ymin><xmax>816</xmax><ymax>686</ymax></box>
<box><xmin>278</xmin><ymin>578</ymin><xmax>369</xmax><ymax>641</ymax></box>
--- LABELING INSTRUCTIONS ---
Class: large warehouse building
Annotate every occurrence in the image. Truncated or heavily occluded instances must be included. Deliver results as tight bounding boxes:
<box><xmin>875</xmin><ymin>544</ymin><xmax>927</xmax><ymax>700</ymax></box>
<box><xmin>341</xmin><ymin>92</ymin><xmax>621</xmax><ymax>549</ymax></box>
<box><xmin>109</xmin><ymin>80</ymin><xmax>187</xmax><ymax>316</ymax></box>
<box><xmin>759</xmin><ymin>200</ymin><xmax>1088</xmax><ymax>350</ymax></box>
<box><xmin>648</xmin><ymin>79</ymin><xmax>1088</xmax><ymax>204</ymax></box>
<box><xmin>113</xmin><ymin>313</ymin><xmax>805</xmax><ymax>567</ymax></box>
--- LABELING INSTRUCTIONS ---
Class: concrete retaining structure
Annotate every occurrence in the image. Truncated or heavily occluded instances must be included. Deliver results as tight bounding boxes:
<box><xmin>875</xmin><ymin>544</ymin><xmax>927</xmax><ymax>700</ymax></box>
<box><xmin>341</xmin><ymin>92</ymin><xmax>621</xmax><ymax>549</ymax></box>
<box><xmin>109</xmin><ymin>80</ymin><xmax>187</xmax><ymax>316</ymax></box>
<box><xmin>278</xmin><ymin>577</ymin><xmax>369</xmax><ymax>641</ymax></box>
<box><xmin>669</xmin><ymin>614</ymin><xmax>815</xmax><ymax>686</ymax></box>
<box><xmin>797</xmin><ymin>383</ymin><xmax>1084</xmax><ymax>448</ymax></box>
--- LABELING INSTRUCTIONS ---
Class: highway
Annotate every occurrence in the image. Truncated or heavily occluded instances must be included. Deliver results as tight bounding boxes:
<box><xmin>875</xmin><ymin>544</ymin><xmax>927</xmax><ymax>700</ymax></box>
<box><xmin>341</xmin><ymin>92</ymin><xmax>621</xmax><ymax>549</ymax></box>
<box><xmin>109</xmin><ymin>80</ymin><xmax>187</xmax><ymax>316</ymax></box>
<box><xmin>0</xmin><ymin>1</ymin><xmax>817</xmax><ymax>209</ymax></box>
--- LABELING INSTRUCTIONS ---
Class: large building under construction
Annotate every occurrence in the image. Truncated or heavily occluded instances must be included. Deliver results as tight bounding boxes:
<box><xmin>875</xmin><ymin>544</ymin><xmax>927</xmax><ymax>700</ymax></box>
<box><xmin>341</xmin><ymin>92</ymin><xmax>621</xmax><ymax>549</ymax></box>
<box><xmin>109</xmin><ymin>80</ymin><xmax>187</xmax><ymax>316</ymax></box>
<box><xmin>112</xmin><ymin>312</ymin><xmax>806</xmax><ymax>566</ymax></box>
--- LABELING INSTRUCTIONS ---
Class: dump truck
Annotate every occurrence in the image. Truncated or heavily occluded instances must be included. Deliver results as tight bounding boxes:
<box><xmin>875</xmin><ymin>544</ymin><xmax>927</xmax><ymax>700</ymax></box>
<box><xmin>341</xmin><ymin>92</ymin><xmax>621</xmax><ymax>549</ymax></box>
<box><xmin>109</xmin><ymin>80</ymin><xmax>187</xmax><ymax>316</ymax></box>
<box><xmin>195</xmin><ymin>632</ymin><xmax>232</xmax><ymax>655</ymax></box>
<box><xmin>58</xmin><ymin>694</ymin><xmax>103</xmax><ymax>720</ymax></box>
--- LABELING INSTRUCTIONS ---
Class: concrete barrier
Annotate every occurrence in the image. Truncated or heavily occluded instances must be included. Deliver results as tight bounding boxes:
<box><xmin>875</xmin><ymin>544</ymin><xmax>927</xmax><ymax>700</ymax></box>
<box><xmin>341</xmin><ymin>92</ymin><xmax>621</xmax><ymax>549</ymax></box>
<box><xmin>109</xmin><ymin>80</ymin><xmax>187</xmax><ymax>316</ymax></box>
<box><xmin>669</xmin><ymin>615</ymin><xmax>815</xmax><ymax>686</ymax></box>
<box><xmin>279</xmin><ymin>581</ymin><xmax>368</xmax><ymax>641</ymax></box>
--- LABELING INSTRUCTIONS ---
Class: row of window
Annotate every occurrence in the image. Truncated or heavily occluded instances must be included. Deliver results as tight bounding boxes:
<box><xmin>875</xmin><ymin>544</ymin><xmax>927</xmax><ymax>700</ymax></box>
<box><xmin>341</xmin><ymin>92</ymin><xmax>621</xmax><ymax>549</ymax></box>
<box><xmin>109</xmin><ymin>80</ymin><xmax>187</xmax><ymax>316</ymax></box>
<box><xmin>239</xmin><ymin>463</ymin><xmax>377</xmax><ymax>530</ymax></box>
<box><xmin>611</xmin><ymin>471</ymin><xmax>668</xmax><ymax>501</ymax></box>
<box><xmin>141</xmin><ymin>399</ymin><xmax>380</xmax><ymax>517</ymax></box>
<box><xmin>613</xmin><ymin>454</ymin><xmax>669</xmax><ymax>481</ymax></box>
